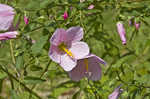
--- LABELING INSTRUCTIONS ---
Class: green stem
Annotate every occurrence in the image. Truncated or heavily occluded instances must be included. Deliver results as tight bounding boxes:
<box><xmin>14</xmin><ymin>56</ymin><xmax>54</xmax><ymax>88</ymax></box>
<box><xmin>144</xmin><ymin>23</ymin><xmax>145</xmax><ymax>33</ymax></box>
<box><xmin>29</xmin><ymin>60</ymin><xmax>51</xmax><ymax>99</ymax></box>
<box><xmin>0</xmin><ymin>65</ymin><xmax>42</xmax><ymax>99</ymax></box>
<box><xmin>31</xmin><ymin>60</ymin><xmax>51</xmax><ymax>90</ymax></box>
<box><xmin>9</xmin><ymin>40</ymin><xmax>16</xmax><ymax>65</ymax></box>
<box><xmin>87</xmin><ymin>80</ymin><xmax>98</xmax><ymax>99</ymax></box>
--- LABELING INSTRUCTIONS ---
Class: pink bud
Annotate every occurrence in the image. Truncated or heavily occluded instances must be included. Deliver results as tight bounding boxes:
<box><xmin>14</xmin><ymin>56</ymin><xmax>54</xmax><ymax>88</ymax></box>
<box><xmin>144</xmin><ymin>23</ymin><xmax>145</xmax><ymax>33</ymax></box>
<box><xmin>116</xmin><ymin>22</ymin><xmax>126</xmax><ymax>45</ymax></box>
<box><xmin>134</xmin><ymin>22</ymin><xmax>140</xmax><ymax>30</ymax></box>
<box><xmin>24</xmin><ymin>16</ymin><xmax>29</xmax><ymax>25</ymax></box>
<box><xmin>63</xmin><ymin>12</ymin><xmax>68</xmax><ymax>20</ymax></box>
<box><xmin>32</xmin><ymin>40</ymin><xmax>36</xmax><ymax>44</ymax></box>
<box><xmin>88</xmin><ymin>4</ymin><xmax>94</xmax><ymax>9</ymax></box>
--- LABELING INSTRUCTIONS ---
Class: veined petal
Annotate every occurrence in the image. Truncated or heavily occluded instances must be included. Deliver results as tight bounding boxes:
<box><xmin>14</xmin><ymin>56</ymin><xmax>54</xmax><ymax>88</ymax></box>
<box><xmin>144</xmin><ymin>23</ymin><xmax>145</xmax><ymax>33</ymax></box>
<box><xmin>69</xmin><ymin>59</ymin><xmax>86</xmax><ymax>81</ymax></box>
<box><xmin>0</xmin><ymin>4</ymin><xmax>14</xmax><ymax>12</ymax></box>
<box><xmin>0</xmin><ymin>4</ymin><xmax>15</xmax><ymax>31</ymax></box>
<box><xmin>69</xmin><ymin>41</ymin><xmax>89</xmax><ymax>59</ymax></box>
<box><xmin>66</xmin><ymin>26</ymin><xmax>83</xmax><ymax>43</ymax></box>
<box><xmin>0</xmin><ymin>31</ymin><xmax>18</xmax><ymax>40</ymax></box>
<box><xmin>87</xmin><ymin>57</ymin><xmax>102</xmax><ymax>81</ymax></box>
<box><xmin>93</xmin><ymin>55</ymin><xmax>106</xmax><ymax>65</ymax></box>
<box><xmin>60</xmin><ymin>54</ymin><xmax>77</xmax><ymax>71</ymax></box>
<box><xmin>108</xmin><ymin>85</ymin><xmax>123</xmax><ymax>99</ymax></box>
<box><xmin>50</xmin><ymin>29</ymin><xmax>67</xmax><ymax>46</ymax></box>
<box><xmin>83</xmin><ymin>54</ymin><xmax>106</xmax><ymax>65</ymax></box>
<box><xmin>49</xmin><ymin>44</ymin><xmax>61</xmax><ymax>63</ymax></box>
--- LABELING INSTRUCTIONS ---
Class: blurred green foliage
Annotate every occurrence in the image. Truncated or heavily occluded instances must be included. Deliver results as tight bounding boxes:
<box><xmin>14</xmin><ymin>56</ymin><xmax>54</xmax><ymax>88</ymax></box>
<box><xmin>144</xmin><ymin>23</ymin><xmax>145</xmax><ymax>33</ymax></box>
<box><xmin>0</xmin><ymin>0</ymin><xmax>150</xmax><ymax>99</ymax></box>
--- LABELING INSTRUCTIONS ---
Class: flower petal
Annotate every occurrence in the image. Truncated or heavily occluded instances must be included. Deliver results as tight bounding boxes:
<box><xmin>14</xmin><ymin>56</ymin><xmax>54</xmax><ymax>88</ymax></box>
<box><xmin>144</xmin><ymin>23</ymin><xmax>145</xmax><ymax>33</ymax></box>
<box><xmin>50</xmin><ymin>29</ymin><xmax>67</xmax><ymax>46</ymax></box>
<box><xmin>69</xmin><ymin>41</ymin><xmax>89</xmax><ymax>59</ymax></box>
<box><xmin>116</xmin><ymin>22</ymin><xmax>126</xmax><ymax>45</ymax></box>
<box><xmin>83</xmin><ymin>54</ymin><xmax>106</xmax><ymax>65</ymax></box>
<box><xmin>49</xmin><ymin>44</ymin><xmax>61</xmax><ymax>63</ymax></box>
<box><xmin>0</xmin><ymin>4</ymin><xmax>15</xmax><ymax>31</ymax></box>
<box><xmin>60</xmin><ymin>54</ymin><xmax>77</xmax><ymax>71</ymax></box>
<box><xmin>66</xmin><ymin>26</ymin><xmax>83</xmax><ymax>43</ymax></box>
<box><xmin>0</xmin><ymin>4</ymin><xmax>14</xmax><ymax>12</ymax></box>
<box><xmin>87</xmin><ymin>56</ymin><xmax>102</xmax><ymax>81</ymax></box>
<box><xmin>0</xmin><ymin>31</ymin><xmax>18</xmax><ymax>40</ymax></box>
<box><xmin>93</xmin><ymin>55</ymin><xmax>107</xmax><ymax>65</ymax></box>
<box><xmin>108</xmin><ymin>85</ymin><xmax>123</xmax><ymax>99</ymax></box>
<box><xmin>69</xmin><ymin>59</ymin><xmax>86</xmax><ymax>81</ymax></box>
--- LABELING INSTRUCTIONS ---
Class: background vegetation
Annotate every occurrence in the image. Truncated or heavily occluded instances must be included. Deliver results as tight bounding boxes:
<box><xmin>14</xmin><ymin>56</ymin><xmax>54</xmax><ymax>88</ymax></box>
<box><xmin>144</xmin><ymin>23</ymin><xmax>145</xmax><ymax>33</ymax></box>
<box><xmin>0</xmin><ymin>0</ymin><xmax>150</xmax><ymax>99</ymax></box>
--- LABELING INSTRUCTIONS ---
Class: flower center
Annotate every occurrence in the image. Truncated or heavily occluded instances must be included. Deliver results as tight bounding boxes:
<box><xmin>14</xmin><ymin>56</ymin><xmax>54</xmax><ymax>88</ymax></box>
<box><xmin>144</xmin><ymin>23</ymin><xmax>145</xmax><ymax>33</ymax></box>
<box><xmin>58</xmin><ymin>43</ymin><xmax>74</xmax><ymax>58</ymax></box>
<box><xmin>84</xmin><ymin>59</ymin><xmax>89</xmax><ymax>72</ymax></box>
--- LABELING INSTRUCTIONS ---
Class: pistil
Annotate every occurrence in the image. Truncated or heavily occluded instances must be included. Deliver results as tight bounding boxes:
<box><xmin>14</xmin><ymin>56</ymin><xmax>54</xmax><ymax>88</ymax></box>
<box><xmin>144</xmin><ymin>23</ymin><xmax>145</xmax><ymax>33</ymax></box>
<box><xmin>58</xmin><ymin>43</ymin><xmax>74</xmax><ymax>58</ymax></box>
<box><xmin>84</xmin><ymin>59</ymin><xmax>88</xmax><ymax>72</ymax></box>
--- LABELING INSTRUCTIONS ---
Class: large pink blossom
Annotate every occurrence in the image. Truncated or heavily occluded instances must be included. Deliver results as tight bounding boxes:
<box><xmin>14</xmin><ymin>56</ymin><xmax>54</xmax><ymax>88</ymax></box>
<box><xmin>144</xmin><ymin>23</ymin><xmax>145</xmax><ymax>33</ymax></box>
<box><xmin>116</xmin><ymin>22</ymin><xmax>126</xmax><ymax>45</ymax></box>
<box><xmin>69</xmin><ymin>54</ymin><xmax>106</xmax><ymax>81</ymax></box>
<box><xmin>0</xmin><ymin>31</ymin><xmax>18</xmax><ymax>40</ymax></box>
<box><xmin>0</xmin><ymin>4</ymin><xmax>15</xmax><ymax>31</ymax></box>
<box><xmin>108</xmin><ymin>85</ymin><xmax>123</xmax><ymax>99</ymax></box>
<box><xmin>49</xmin><ymin>26</ymin><xmax>89</xmax><ymax>71</ymax></box>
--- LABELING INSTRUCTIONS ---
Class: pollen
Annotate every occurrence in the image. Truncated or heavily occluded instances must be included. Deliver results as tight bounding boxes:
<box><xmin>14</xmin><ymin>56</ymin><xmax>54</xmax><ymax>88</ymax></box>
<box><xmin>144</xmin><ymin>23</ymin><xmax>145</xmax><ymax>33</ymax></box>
<box><xmin>58</xmin><ymin>43</ymin><xmax>74</xmax><ymax>58</ymax></box>
<box><xmin>84</xmin><ymin>58</ymin><xmax>88</xmax><ymax>72</ymax></box>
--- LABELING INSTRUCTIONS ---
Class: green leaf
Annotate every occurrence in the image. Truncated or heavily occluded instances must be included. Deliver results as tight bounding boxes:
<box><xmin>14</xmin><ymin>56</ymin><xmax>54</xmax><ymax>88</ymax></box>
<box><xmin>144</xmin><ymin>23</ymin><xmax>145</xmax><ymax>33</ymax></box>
<box><xmin>31</xmin><ymin>35</ymin><xmax>48</xmax><ymax>55</ymax></box>
<box><xmin>72</xmin><ymin>91</ymin><xmax>81</xmax><ymax>99</ymax></box>
<box><xmin>30</xmin><ymin>65</ymin><xmax>43</xmax><ymax>71</ymax></box>
<box><xmin>23</xmin><ymin>76</ymin><xmax>46</xmax><ymax>84</ymax></box>
<box><xmin>10</xmin><ymin>90</ymin><xmax>19</xmax><ymax>99</ymax></box>
<box><xmin>16</xmin><ymin>56</ymin><xmax>24</xmax><ymax>69</ymax></box>
<box><xmin>0</xmin><ymin>79</ymin><xmax>4</xmax><ymax>93</ymax></box>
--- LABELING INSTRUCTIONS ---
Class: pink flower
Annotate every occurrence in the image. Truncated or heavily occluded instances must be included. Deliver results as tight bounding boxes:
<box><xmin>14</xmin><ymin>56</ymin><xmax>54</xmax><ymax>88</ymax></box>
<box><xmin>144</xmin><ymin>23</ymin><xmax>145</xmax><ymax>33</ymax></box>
<box><xmin>88</xmin><ymin>4</ymin><xmax>94</xmax><ymax>9</ymax></box>
<box><xmin>49</xmin><ymin>26</ymin><xmax>89</xmax><ymax>71</ymax></box>
<box><xmin>0</xmin><ymin>4</ymin><xmax>15</xmax><ymax>31</ymax></box>
<box><xmin>108</xmin><ymin>85</ymin><xmax>123</xmax><ymax>99</ymax></box>
<box><xmin>0</xmin><ymin>31</ymin><xmax>18</xmax><ymax>40</ymax></box>
<box><xmin>116</xmin><ymin>22</ymin><xmax>126</xmax><ymax>45</ymax></box>
<box><xmin>134</xmin><ymin>22</ymin><xmax>140</xmax><ymax>30</ymax></box>
<box><xmin>24</xmin><ymin>16</ymin><xmax>29</xmax><ymax>25</ymax></box>
<box><xmin>63</xmin><ymin>12</ymin><xmax>68</xmax><ymax>20</ymax></box>
<box><xmin>69</xmin><ymin>54</ymin><xmax>106</xmax><ymax>81</ymax></box>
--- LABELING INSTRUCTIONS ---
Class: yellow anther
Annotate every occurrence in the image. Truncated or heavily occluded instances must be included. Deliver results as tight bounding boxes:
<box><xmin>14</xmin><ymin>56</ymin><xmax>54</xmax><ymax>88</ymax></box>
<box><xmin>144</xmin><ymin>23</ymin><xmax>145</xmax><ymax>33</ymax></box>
<box><xmin>62</xmin><ymin>47</ymin><xmax>74</xmax><ymax>58</ymax></box>
<box><xmin>84</xmin><ymin>59</ymin><xmax>88</xmax><ymax>72</ymax></box>
<box><xmin>58</xmin><ymin>43</ymin><xmax>74</xmax><ymax>58</ymax></box>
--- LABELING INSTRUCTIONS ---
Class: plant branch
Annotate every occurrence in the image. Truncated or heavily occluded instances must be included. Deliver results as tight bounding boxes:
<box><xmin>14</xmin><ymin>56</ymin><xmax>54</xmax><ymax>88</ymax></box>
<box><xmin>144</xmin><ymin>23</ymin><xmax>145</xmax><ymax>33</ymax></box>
<box><xmin>31</xmin><ymin>60</ymin><xmax>51</xmax><ymax>90</ymax></box>
<box><xmin>0</xmin><ymin>65</ymin><xmax>42</xmax><ymax>99</ymax></box>
<box><xmin>9</xmin><ymin>40</ymin><xmax>16</xmax><ymax>64</ymax></box>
